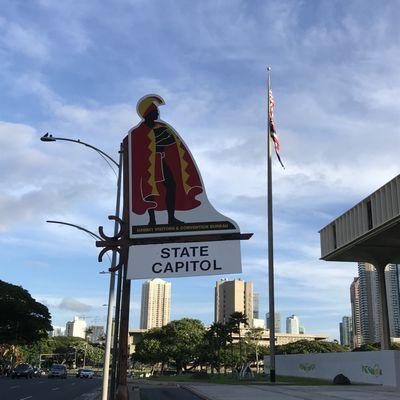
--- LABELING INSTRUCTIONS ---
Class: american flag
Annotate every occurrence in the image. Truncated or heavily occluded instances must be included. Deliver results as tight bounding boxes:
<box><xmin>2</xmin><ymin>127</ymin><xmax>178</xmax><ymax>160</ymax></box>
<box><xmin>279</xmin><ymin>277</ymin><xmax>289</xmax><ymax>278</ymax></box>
<box><xmin>269</xmin><ymin>89</ymin><xmax>285</xmax><ymax>169</ymax></box>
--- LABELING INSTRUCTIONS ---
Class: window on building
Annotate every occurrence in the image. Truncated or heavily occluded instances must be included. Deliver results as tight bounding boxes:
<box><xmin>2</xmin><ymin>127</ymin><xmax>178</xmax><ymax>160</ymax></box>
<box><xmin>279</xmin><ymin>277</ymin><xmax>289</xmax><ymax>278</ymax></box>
<box><xmin>332</xmin><ymin>223</ymin><xmax>337</xmax><ymax>249</ymax></box>
<box><xmin>367</xmin><ymin>200</ymin><xmax>373</xmax><ymax>230</ymax></box>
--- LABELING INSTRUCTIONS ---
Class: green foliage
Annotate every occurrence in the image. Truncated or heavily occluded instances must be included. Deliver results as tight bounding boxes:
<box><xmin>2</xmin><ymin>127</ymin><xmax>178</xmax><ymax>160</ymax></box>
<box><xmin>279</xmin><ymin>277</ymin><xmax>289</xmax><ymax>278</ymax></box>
<box><xmin>18</xmin><ymin>336</ymin><xmax>104</xmax><ymax>368</ymax></box>
<box><xmin>0</xmin><ymin>280</ymin><xmax>52</xmax><ymax>345</ymax></box>
<box><xmin>352</xmin><ymin>342</ymin><xmax>400</xmax><ymax>351</ymax></box>
<box><xmin>276</xmin><ymin>340</ymin><xmax>348</xmax><ymax>355</ymax></box>
<box><xmin>134</xmin><ymin>318</ymin><xmax>206</xmax><ymax>374</ymax></box>
<box><xmin>352</xmin><ymin>342</ymin><xmax>380</xmax><ymax>352</ymax></box>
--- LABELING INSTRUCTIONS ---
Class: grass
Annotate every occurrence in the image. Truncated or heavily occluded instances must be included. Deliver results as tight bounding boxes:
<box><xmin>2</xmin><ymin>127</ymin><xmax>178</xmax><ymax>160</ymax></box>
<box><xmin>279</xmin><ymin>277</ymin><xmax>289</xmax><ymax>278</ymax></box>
<box><xmin>145</xmin><ymin>373</ymin><xmax>333</xmax><ymax>386</ymax></box>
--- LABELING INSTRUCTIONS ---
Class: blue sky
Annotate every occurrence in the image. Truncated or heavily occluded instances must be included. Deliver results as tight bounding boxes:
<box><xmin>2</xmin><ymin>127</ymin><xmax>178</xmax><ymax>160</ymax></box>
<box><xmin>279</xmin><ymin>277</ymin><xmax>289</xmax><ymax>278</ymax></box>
<box><xmin>1</xmin><ymin>0</ymin><xmax>400</xmax><ymax>339</ymax></box>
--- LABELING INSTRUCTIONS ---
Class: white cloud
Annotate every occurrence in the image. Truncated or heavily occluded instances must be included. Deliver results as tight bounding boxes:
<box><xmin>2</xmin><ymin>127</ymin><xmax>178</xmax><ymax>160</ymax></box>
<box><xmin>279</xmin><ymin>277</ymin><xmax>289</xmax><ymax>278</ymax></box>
<box><xmin>58</xmin><ymin>297</ymin><xmax>92</xmax><ymax>312</ymax></box>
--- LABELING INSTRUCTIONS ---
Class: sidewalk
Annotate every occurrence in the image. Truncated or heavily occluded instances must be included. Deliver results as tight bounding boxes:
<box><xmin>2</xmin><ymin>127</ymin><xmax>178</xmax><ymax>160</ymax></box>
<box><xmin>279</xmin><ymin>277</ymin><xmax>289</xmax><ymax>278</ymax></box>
<box><xmin>182</xmin><ymin>384</ymin><xmax>400</xmax><ymax>400</ymax></box>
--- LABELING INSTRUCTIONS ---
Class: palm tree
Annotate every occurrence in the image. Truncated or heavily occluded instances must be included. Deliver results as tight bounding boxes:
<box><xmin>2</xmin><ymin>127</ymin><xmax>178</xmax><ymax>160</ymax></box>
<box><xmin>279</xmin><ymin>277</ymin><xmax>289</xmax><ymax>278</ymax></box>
<box><xmin>228</xmin><ymin>312</ymin><xmax>248</xmax><ymax>371</ymax></box>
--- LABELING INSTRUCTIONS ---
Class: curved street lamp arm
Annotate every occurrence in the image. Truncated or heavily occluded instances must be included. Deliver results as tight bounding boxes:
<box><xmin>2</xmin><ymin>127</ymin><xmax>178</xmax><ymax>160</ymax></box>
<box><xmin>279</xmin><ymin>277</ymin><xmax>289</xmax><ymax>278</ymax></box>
<box><xmin>46</xmin><ymin>220</ymin><xmax>102</xmax><ymax>241</ymax></box>
<box><xmin>40</xmin><ymin>134</ymin><xmax>120</xmax><ymax>168</ymax></box>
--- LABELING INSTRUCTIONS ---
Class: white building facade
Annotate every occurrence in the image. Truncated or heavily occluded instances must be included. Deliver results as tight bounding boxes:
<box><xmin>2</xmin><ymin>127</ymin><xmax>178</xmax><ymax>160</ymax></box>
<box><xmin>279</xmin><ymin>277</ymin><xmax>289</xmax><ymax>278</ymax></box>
<box><xmin>140</xmin><ymin>278</ymin><xmax>171</xmax><ymax>330</ymax></box>
<box><xmin>65</xmin><ymin>316</ymin><xmax>87</xmax><ymax>339</ymax></box>
<box><xmin>286</xmin><ymin>315</ymin><xmax>300</xmax><ymax>334</ymax></box>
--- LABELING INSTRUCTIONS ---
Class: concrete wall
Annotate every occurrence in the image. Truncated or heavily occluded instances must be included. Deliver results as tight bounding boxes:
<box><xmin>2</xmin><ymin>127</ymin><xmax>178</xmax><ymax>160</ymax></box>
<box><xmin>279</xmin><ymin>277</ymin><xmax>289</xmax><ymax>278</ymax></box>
<box><xmin>264</xmin><ymin>351</ymin><xmax>400</xmax><ymax>387</ymax></box>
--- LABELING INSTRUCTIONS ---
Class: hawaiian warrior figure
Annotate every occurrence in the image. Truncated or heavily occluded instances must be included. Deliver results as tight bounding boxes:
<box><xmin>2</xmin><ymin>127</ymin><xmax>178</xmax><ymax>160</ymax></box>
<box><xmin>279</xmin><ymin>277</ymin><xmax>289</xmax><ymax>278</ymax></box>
<box><xmin>129</xmin><ymin>95</ymin><xmax>203</xmax><ymax>226</ymax></box>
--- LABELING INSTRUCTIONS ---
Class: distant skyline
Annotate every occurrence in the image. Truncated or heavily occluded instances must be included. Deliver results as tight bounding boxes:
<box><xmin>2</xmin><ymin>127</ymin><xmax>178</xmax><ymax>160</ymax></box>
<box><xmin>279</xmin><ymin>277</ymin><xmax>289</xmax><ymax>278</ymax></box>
<box><xmin>2</xmin><ymin>1</ymin><xmax>400</xmax><ymax>340</ymax></box>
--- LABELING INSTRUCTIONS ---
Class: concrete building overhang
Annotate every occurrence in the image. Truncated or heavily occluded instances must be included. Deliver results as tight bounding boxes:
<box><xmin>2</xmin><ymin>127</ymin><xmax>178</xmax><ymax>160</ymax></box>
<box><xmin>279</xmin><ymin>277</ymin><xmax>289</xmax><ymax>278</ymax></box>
<box><xmin>321</xmin><ymin>214</ymin><xmax>400</xmax><ymax>265</ymax></box>
<box><xmin>319</xmin><ymin>174</ymin><xmax>400</xmax><ymax>266</ymax></box>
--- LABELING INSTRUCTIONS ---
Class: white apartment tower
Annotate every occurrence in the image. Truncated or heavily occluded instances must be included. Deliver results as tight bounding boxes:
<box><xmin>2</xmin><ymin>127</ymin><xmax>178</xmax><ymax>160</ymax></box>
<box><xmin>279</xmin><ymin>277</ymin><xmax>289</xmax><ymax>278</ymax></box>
<box><xmin>350</xmin><ymin>277</ymin><xmax>362</xmax><ymax>348</ymax></box>
<box><xmin>286</xmin><ymin>315</ymin><xmax>300</xmax><ymax>334</ymax></box>
<box><xmin>140</xmin><ymin>279</ymin><xmax>171</xmax><ymax>330</ymax></box>
<box><xmin>65</xmin><ymin>316</ymin><xmax>87</xmax><ymax>339</ymax></box>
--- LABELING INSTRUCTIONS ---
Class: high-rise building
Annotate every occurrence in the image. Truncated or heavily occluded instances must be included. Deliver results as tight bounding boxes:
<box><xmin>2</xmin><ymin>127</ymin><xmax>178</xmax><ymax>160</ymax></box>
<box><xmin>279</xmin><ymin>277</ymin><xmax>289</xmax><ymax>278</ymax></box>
<box><xmin>50</xmin><ymin>327</ymin><xmax>65</xmax><ymax>337</ymax></box>
<box><xmin>65</xmin><ymin>316</ymin><xmax>87</xmax><ymax>339</ymax></box>
<box><xmin>87</xmin><ymin>325</ymin><xmax>105</xmax><ymax>343</ymax></box>
<box><xmin>286</xmin><ymin>315</ymin><xmax>300</xmax><ymax>334</ymax></box>
<box><xmin>140</xmin><ymin>278</ymin><xmax>171</xmax><ymax>330</ymax></box>
<box><xmin>299</xmin><ymin>326</ymin><xmax>306</xmax><ymax>335</ymax></box>
<box><xmin>339</xmin><ymin>316</ymin><xmax>353</xmax><ymax>347</ymax></box>
<box><xmin>350</xmin><ymin>277</ymin><xmax>362</xmax><ymax>348</ymax></box>
<box><xmin>266</xmin><ymin>312</ymin><xmax>281</xmax><ymax>333</ymax></box>
<box><xmin>253</xmin><ymin>293</ymin><xmax>260</xmax><ymax>319</ymax></box>
<box><xmin>358</xmin><ymin>263</ymin><xmax>380</xmax><ymax>343</ymax></box>
<box><xmin>385</xmin><ymin>264</ymin><xmax>400</xmax><ymax>337</ymax></box>
<box><xmin>214</xmin><ymin>279</ymin><xmax>253</xmax><ymax>326</ymax></box>
<box><xmin>353</xmin><ymin>263</ymin><xmax>400</xmax><ymax>345</ymax></box>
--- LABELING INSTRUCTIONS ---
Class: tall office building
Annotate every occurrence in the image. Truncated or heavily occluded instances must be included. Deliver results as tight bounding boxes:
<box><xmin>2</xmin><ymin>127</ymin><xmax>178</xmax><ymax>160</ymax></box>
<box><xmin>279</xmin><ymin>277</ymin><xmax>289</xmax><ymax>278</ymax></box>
<box><xmin>253</xmin><ymin>293</ymin><xmax>260</xmax><ymax>319</ymax></box>
<box><xmin>339</xmin><ymin>316</ymin><xmax>353</xmax><ymax>347</ymax></box>
<box><xmin>286</xmin><ymin>315</ymin><xmax>300</xmax><ymax>334</ymax></box>
<box><xmin>353</xmin><ymin>263</ymin><xmax>400</xmax><ymax>345</ymax></box>
<box><xmin>214</xmin><ymin>279</ymin><xmax>253</xmax><ymax>326</ymax></box>
<box><xmin>140</xmin><ymin>278</ymin><xmax>171</xmax><ymax>330</ymax></box>
<box><xmin>358</xmin><ymin>263</ymin><xmax>380</xmax><ymax>343</ymax></box>
<box><xmin>350</xmin><ymin>277</ymin><xmax>362</xmax><ymax>348</ymax></box>
<box><xmin>385</xmin><ymin>264</ymin><xmax>400</xmax><ymax>337</ymax></box>
<box><xmin>266</xmin><ymin>312</ymin><xmax>281</xmax><ymax>333</ymax></box>
<box><xmin>65</xmin><ymin>316</ymin><xmax>87</xmax><ymax>339</ymax></box>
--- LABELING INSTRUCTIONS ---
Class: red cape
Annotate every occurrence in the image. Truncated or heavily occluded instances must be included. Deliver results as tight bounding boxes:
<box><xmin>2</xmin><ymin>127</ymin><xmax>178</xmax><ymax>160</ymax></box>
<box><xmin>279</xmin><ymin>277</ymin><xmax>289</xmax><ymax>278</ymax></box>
<box><xmin>130</xmin><ymin>121</ymin><xmax>203</xmax><ymax>215</ymax></box>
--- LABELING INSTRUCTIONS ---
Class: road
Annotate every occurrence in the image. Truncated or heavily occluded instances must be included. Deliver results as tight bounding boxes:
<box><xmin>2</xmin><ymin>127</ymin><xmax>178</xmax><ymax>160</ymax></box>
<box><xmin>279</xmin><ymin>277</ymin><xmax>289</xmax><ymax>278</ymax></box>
<box><xmin>138</xmin><ymin>384</ymin><xmax>202</xmax><ymax>400</ymax></box>
<box><xmin>0</xmin><ymin>375</ymin><xmax>101</xmax><ymax>400</ymax></box>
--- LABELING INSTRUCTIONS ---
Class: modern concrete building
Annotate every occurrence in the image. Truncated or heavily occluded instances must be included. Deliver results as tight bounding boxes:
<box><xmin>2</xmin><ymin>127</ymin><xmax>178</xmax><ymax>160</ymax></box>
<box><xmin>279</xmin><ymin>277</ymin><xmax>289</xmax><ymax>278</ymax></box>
<box><xmin>87</xmin><ymin>325</ymin><xmax>105</xmax><ymax>343</ymax></box>
<box><xmin>339</xmin><ymin>316</ymin><xmax>353</xmax><ymax>347</ymax></box>
<box><xmin>253</xmin><ymin>293</ymin><xmax>260</xmax><ymax>319</ymax></box>
<box><xmin>386</xmin><ymin>264</ymin><xmax>400</xmax><ymax>338</ymax></box>
<box><xmin>140</xmin><ymin>278</ymin><xmax>171</xmax><ymax>330</ymax></box>
<box><xmin>234</xmin><ymin>329</ymin><xmax>327</xmax><ymax>347</ymax></box>
<box><xmin>266</xmin><ymin>312</ymin><xmax>281</xmax><ymax>333</ymax></box>
<box><xmin>214</xmin><ymin>279</ymin><xmax>253</xmax><ymax>326</ymax></box>
<box><xmin>286</xmin><ymin>315</ymin><xmax>300</xmax><ymax>334</ymax></box>
<box><xmin>350</xmin><ymin>277</ymin><xmax>362</xmax><ymax>348</ymax></box>
<box><xmin>65</xmin><ymin>316</ymin><xmax>87</xmax><ymax>339</ymax></box>
<box><xmin>320</xmin><ymin>174</ymin><xmax>400</xmax><ymax>349</ymax></box>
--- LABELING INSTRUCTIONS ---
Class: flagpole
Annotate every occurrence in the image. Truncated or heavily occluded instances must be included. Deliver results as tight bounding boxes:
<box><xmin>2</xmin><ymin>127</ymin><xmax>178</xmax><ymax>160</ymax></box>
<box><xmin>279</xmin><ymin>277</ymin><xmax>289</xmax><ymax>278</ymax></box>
<box><xmin>267</xmin><ymin>66</ymin><xmax>276</xmax><ymax>383</ymax></box>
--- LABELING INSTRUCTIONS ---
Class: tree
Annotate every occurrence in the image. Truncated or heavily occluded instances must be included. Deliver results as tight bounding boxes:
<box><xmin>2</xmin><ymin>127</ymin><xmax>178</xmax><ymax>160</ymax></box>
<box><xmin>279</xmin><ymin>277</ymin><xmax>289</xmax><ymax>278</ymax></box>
<box><xmin>203</xmin><ymin>322</ymin><xmax>230</xmax><ymax>373</ymax></box>
<box><xmin>0</xmin><ymin>280</ymin><xmax>52</xmax><ymax>345</ymax></box>
<box><xmin>228</xmin><ymin>312</ymin><xmax>248</xmax><ymax>369</ymax></box>
<box><xmin>133</xmin><ymin>327</ymin><xmax>168</xmax><ymax>372</ymax></box>
<box><xmin>276</xmin><ymin>339</ymin><xmax>348</xmax><ymax>355</ymax></box>
<box><xmin>163</xmin><ymin>318</ymin><xmax>205</xmax><ymax>374</ymax></box>
<box><xmin>133</xmin><ymin>319</ymin><xmax>206</xmax><ymax>374</ymax></box>
<box><xmin>245</xmin><ymin>327</ymin><xmax>264</xmax><ymax>373</ymax></box>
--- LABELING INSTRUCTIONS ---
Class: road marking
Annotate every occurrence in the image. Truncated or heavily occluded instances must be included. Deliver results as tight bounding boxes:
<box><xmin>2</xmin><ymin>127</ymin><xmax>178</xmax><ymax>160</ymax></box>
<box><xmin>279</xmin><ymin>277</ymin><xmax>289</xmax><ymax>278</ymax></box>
<box><xmin>10</xmin><ymin>385</ymin><xmax>19</xmax><ymax>389</ymax></box>
<box><xmin>71</xmin><ymin>382</ymin><xmax>76</xmax><ymax>385</ymax></box>
<box><xmin>52</xmin><ymin>387</ymin><xmax>60</xmax><ymax>391</ymax></box>
<box><xmin>19</xmin><ymin>396</ymin><xmax>33</xmax><ymax>400</ymax></box>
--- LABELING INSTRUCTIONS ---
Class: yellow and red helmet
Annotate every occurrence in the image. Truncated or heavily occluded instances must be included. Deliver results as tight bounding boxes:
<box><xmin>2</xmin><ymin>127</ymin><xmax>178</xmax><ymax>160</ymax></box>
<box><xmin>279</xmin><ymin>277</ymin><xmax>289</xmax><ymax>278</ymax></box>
<box><xmin>137</xmin><ymin>94</ymin><xmax>165</xmax><ymax>118</ymax></box>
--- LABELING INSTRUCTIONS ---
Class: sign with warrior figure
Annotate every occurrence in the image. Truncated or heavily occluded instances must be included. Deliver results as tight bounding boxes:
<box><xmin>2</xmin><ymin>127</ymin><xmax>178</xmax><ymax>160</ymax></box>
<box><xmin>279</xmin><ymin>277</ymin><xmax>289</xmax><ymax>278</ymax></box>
<box><xmin>127</xmin><ymin>94</ymin><xmax>239</xmax><ymax>239</ymax></box>
<box><xmin>125</xmin><ymin>94</ymin><xmax>246</xmax><ymax>279</ymax></box>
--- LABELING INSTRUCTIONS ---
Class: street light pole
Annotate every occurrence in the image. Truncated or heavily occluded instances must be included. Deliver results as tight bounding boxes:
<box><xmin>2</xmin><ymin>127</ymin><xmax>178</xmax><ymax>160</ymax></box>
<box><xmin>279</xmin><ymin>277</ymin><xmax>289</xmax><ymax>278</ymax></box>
<box><xmin>40</xmin><ymin>133</ymin><xmax>122</xmax><ymax>400</ymax></box>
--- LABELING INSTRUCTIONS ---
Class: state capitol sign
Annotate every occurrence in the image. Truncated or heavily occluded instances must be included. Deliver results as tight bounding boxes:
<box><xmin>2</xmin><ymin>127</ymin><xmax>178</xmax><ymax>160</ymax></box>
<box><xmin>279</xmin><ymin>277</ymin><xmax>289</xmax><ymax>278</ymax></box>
<box><xmin>127</xmin><ymin>241</ymin><xmax>241</xmax><ymax>279</ymax></box>
<box><xmin>124</xmin><ymin>94</ymin><xmax>247</xmax><ymax>279</ymax></box>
